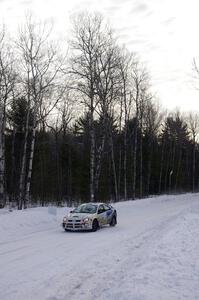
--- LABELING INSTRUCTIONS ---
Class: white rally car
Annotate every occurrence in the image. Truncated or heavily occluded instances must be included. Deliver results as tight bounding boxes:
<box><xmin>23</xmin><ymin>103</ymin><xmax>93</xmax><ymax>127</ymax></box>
<box><xmin>62</xmin><ymin>203</ymin><xmax>117</xmax><ymax>232</ymax></box>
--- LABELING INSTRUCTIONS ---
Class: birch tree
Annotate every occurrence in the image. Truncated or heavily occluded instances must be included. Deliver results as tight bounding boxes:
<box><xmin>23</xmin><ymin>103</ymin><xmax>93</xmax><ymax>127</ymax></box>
<box><xmin>94</xmin><ymin>33</ymin><xmax>121</xmax><ymax>200</ymax></box>
<box><xmin>70</xmin><ymin>12</ymin><xmax>118</xmax><ymax>201</ymax></box>
<box><xmin>17</xmin><ymin>15</ymin><xmax>64</xmax><ymax>209</ymax></box>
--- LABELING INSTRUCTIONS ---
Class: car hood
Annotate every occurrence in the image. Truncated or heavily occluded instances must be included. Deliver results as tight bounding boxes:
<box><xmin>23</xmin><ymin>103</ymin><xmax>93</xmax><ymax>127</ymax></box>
<box><xmin>67</xmin><ymin>213</ymin><xmax>94</xmax><ymax>220</ymax></box>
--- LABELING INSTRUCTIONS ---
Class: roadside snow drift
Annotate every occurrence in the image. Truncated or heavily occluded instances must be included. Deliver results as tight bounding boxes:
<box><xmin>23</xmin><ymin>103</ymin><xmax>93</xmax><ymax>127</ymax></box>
<box><xmin>0</xmin><ymin>194</ymin><xmax>199</xmax><ymax>300</ymax></box>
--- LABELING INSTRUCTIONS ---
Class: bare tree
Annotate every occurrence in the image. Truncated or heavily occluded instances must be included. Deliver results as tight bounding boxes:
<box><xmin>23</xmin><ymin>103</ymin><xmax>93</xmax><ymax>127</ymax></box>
<box><xmin>17</xmin><ymin>14</ymin><xmax>65</xmax><ymax>209</ymax></box>
<box><xmin>70</xmin><ymin>12</ymin><xmax>119</xmax><ymax>201</ymax></box>
<box><xmin>70</xmin><ymin>13</ymin><xmax>100</xmax><ymax>201</ymax></box>
<box><xmin>131</xmin><ymin>60</ymin><xmax>148</xmax><ymax>199</ymax></box>
<box><xmin>118</xmin><ymin>50</ymin><xmax>133</xmax><ymax>200</ymax></box>
<box><xmin>0</xmin><ymin>28</ymin><xmax>16</xmax><ymax>207</ymax></box>
<box><xmin>191</xmin><ymin>59</ymin><xmax>199</xmax><ymax>192</ymax></box>
<box><xmin>94</xmin><ymin>32</ymin><xmax>121</xmax><ymax>200</ymax></box>
<box><xmin>45</xmin><ymin>92</ymin><xmax>74</xmax><ymax>204</ymax></box>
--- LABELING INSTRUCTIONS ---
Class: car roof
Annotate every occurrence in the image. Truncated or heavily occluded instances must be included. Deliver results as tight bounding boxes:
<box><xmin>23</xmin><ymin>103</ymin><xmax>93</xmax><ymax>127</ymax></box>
<box><xmin>81</xmin><ymin>202</ymin><xmax>106</xmax><ymax>206</ymax></box>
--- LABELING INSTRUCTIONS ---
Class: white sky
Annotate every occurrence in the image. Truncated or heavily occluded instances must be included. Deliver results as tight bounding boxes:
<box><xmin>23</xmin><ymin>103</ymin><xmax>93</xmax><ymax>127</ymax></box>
<box><xmin>1</xmin><ymin>0</ymin><xmax>199</xmax><ymax>112</ymax></box>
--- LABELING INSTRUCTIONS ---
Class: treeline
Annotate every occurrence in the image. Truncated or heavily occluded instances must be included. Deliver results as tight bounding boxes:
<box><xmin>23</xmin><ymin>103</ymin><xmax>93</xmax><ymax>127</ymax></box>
<box><xmin>0</xmin><ymin>13</ymin><xmax>199</xmax><ymax>209</ymax></box>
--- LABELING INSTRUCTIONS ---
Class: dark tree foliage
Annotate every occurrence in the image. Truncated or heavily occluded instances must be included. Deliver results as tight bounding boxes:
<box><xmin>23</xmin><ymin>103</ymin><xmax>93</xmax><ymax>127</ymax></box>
<box><xmin>160</xmin><ymin>114</ymin><xmax>190</xmax><ymax>193</ymax></box>
<box><xmin>6</xmin><ymin>98</ymin><xmax>34</xmax><ymax>203</ymax></box>
<box><xmin>4</xmin><ymin>106</ymin><xmax>198</xmax><ymax>208</ymax></box>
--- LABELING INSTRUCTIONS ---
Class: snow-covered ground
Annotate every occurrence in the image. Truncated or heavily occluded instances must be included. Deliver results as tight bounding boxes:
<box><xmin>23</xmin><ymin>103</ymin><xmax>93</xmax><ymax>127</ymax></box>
<box><xmin>0</xmin><ymin>194</ymin><xmax>199</xmax><ymax>300</ymax></box>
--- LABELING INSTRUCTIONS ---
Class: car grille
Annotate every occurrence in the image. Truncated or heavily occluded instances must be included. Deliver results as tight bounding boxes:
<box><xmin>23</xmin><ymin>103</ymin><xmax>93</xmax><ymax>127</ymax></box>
<box><xmin>65</xmin><ymin>219</ymin><xmax>83</xmax><ymax>229</ymax></box>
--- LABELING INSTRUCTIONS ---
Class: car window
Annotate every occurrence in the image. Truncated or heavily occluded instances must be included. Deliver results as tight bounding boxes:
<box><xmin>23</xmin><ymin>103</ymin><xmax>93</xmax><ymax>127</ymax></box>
<box><xmin>98</xmin><ymin>205</ymin><xmax>104</xmax><ymax>214</ymax></box>
<box><xmin>73</xmin><ymin>204</ymin><xmax>97</xmax><ymax>214</ymax></box>
<box><xmin>103</xmin><ymin>204</ymin><xmax>111</xmax><ymax>211</ymax></box>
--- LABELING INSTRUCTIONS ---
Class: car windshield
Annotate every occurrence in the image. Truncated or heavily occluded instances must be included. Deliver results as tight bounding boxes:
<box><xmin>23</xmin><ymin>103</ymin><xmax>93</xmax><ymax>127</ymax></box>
<box><xmin>73</xmin><ymin>204</ymin><xmax>97</xmax><ymax>214</ymax></box>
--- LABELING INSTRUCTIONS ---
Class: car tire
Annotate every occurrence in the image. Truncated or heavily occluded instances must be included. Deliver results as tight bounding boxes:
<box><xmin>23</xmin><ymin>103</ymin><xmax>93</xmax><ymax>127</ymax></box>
<box><xmin>110</xmin><ymin>216</ymin><xmax>116</xmax><ymax>227</ymax></box>
<box><xmin>92</xmin><ymin>219</ymin><xmax>99</xmax><ymax>232</ymax></box>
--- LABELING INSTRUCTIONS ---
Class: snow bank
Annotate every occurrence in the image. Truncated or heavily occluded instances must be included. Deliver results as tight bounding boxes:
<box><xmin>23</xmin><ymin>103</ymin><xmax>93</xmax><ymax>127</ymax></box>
<box><xmin>0</xmin><ymin>194</ymin><xmax>199</xmax><ymax>300</ymax></box>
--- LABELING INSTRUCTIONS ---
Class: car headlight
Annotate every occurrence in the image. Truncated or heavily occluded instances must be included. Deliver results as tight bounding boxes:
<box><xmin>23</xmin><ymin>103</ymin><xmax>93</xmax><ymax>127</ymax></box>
<box><xmin>83</xmin><ymin>217</ymin><xmax>90</xmax><ymax>223</ymax></box>
<box><xmin>63</xmin><ymin>217</ymin><xmax>67</xmax><ymax>222</ymax></box>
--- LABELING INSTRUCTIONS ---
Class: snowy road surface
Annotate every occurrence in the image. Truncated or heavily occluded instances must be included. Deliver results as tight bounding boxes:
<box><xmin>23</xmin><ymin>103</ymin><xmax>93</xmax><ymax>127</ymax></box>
<box><xmin>0</xmin><ymin>194</ymin><xmax>199</xmax><ymax>300</ymax></box>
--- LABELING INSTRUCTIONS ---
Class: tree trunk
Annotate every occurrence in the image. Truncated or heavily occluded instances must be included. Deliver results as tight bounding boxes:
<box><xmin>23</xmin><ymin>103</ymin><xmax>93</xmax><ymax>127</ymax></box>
<box><xmin>164</xmin><ymin>141</ymin><xmax>173</xmax><ymax>193</ymax></box>
<box><xmin>175</xmin><ymin>147</ymin><xmax>182</xmax><ymax>192</ymax></box>
<box><xmin>0</xmin><ymin>107</ymin><xmax>5</xmax><ymax>207</ymax></box>
<box><xmin>67</xmin><ymin>143</ymin><xmax>72</xmax><ymax>205</ymax></box>
<box><xmin>55</xmin><ymin>132</ymin><xmax>62</xmax><ymax>205</ymax></box>
<box><xmin>139</xmin><ymin>128</ymin><xmax>143</xmax><ymax>198</ymax></box>
<box><xmin>94</xmin><ymin>134</ymin><xmax>105</xmax><ymax>195</ymax></box>
<box><xmin>18</xmin><ymin>105</ymin><xmax>30</xmax><ymax>209</ymax></box>
<box><xmin>118</xmin><ymin>99</ymin><xmax>123</xmax><ymax>201</ymax></box>
<box><xmin>109</xmin><ymin>132</ymin><xmax>118</xmax><ymax>202</ymax></box>
<box><xmin>123</xmin><ymin>126</ymin><xmax>127</xmax><ymax>201</ymax></box>
<box><xmin>24</xmin><ymin>124</ymin><xmax>36</xmax><ymax>208</ymax></box>
<box><xmin>9</xmin><ymin>127</ymin><xmax>17</xmax><ymax>205</ymax></box>
<box><xmin>90</xmin><ymin>111</ymin><xmax>95</xmax><ymax>202</ymax></box>
<box><xmin>132</xmin><ymin>120</ymin><xmax>138</xmax><ymax>200</ymax></box>
<box><xmin>192</xmin><ymin>140</ymin><xmax>195</xmax><ymax>192</ymax></box>
<box><xmin>118</xmin><ymin>146</ymin><xmax>122</xmax><ymax>201</ymax></box>
<box><xmin>158</xmin><ymin>138</ymin><xmax>165</xmax><ymax>194</ymax></box>
<box><xmin>146</xmin><ymin>137</ymin><xmax>153</xmax><ymax>196</ymax></box>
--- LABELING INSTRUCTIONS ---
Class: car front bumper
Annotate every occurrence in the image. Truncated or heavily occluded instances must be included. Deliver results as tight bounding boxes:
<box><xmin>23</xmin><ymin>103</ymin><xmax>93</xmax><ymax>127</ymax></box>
<box><xmin>62</xmin><ymin>222</ymin><xmax>92</xmax><ymax>231</ymax></box>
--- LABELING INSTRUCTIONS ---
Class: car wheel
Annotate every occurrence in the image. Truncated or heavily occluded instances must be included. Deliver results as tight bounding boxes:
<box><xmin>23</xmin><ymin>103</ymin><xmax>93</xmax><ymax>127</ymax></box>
<box><xmin>110</xmin><ymin>216</ymin><xmax>116</xmax><ymax>227</ymax></box>
<box><xmin>92</xmin><ymin>219</ymin><xmax>99</xmax><ymax>232</ymax></box>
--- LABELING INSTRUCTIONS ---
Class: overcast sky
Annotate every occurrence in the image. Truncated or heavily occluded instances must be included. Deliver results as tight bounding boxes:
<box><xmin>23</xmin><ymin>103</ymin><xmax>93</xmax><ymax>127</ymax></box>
<box><xmin>0</xmin><ymin>0</ymin><xmax>199</xmax><ymax>112</ymax></box>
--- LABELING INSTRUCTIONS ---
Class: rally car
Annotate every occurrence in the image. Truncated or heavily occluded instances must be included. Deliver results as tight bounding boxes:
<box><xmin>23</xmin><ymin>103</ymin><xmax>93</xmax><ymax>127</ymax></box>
<box><xmin>62</xmin><ymin>203</ymin><xmax>117</xmax><ymax>232</ymax></box>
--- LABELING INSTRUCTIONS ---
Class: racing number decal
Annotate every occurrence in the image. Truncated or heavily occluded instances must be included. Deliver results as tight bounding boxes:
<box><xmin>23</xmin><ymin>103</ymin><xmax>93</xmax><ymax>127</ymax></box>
<box><xmin>106</xmin><ymin>210</ymin><xmax>112</xmax><ymax>216</ymax></box>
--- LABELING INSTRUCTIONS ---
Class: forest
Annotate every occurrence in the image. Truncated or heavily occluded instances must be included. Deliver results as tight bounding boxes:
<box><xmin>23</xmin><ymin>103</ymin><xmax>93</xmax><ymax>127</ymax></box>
<box><xmin>0</xmin><ymin>12</ymin><xmax>199</xmax><ymax>209</ymax></box>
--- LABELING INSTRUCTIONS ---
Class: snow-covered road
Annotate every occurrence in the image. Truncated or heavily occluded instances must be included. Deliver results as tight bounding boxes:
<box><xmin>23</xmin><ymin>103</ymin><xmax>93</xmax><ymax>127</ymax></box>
<box><xmin>0</xmin><ymin>194</ymin><xmax>199</xmax><ymax>300</ymax></box>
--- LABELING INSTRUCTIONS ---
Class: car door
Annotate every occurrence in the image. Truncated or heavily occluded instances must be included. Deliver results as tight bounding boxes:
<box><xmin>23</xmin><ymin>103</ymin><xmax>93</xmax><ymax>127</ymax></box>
<box><xmin>103</xmin><ymin>204</ymin><xmax>113</xmax><ymax>224</ymax></box>
<box><xmin>97</xmin><ymin>205</ymin><xmax>107</xmax><ymax>226</ymax></box>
